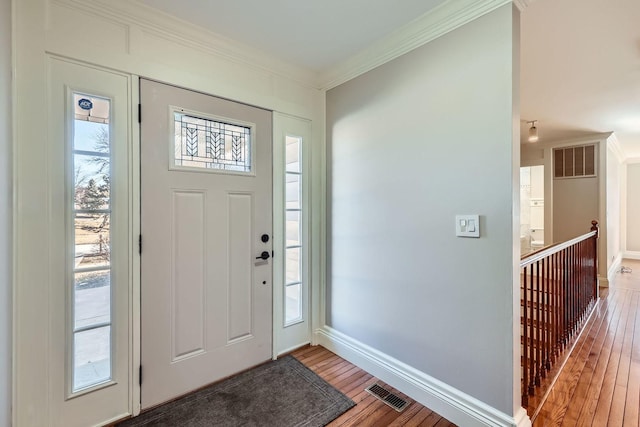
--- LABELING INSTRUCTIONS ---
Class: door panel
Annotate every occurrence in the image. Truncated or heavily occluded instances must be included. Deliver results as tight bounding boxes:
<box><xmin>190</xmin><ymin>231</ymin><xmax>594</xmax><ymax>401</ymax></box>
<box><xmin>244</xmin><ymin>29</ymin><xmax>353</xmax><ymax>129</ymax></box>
<box><xmin>140</xmin><ymin>80</ymin><xmax>273</xmax><ymax>408</ymax></box>
<box><xmin>171</xmin><ymin>190</ymin><xmax>206</xmax><ymax>360</ymax></box>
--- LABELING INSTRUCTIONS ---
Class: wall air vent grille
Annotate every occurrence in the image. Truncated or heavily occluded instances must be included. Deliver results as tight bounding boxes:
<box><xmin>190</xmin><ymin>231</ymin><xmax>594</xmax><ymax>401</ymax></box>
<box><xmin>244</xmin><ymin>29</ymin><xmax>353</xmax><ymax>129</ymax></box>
<box><xmin>365</xmin><ymin>383</ymin><xmax>409</xmax><ymax>412</ymax></box>
<box><xmin>553</xmin><ymin>144</ymin><xmax>596</xmax><ymax>179</ymax></box>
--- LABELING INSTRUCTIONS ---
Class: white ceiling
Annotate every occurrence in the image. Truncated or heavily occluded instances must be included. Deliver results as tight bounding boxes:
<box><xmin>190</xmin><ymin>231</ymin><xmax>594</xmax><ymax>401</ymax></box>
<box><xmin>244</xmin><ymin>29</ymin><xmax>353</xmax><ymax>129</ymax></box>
<box><xmin>139</xmin><ymin>0</ymin><xmax>447</xmax><ymax>71</ymax></box>
<box><xmin>521</xmin><ymin>0</ymin><xmax>640</xmax><ymax>157</ymax></box>
<box><xmin>139</xmin><ymin>0</ymin><xmax>640</xmax><ymax>158</ymax></box>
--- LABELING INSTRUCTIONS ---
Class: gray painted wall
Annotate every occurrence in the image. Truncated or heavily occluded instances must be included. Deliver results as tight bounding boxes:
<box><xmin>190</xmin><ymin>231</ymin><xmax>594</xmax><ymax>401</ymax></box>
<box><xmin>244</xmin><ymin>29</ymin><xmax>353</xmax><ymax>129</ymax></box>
<box><xmin>627</xmin><ymin>164</ymin><xmax>640</xmax><ymax>251</ymax></box>
<box><xmin>0</xmin><ymin>0</ymin><xmax>12</xmax><ymax>424</ymax></box>
<box><xmin>326</xmin><ymin>5</ymin><xmax>518</xmax><ymax>413</ymax></box>
<box><xmin>553</xmin><ymin>175</ymin><xmax>599</xmax><ymax>243</ymax></box>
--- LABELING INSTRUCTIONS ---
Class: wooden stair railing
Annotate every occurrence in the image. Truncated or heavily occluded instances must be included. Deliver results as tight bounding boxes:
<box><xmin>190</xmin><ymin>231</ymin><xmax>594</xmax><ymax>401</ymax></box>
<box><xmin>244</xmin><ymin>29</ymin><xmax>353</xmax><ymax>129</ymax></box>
<box><xmin>520</xmin><ymin>221</ymin><xmax>599</xmax><ymax>407</ymax></box>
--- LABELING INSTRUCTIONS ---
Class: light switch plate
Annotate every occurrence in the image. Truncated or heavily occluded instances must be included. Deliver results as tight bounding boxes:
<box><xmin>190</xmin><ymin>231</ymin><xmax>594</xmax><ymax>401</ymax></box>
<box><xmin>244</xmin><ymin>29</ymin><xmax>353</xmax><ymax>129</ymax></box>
<box><xmin>456</xmin><ymin>214</ymin><xmax>480</xmax><ymax>238</ymax></box>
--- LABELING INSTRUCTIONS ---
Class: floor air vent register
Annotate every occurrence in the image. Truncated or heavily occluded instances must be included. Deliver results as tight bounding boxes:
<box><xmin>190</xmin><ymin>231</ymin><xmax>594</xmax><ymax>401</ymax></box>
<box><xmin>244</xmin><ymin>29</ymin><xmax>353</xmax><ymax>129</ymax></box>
<box><xmin>364</xmin><ymin>383</ymin><xmax>409</xmax><ymax>412</ymax></box>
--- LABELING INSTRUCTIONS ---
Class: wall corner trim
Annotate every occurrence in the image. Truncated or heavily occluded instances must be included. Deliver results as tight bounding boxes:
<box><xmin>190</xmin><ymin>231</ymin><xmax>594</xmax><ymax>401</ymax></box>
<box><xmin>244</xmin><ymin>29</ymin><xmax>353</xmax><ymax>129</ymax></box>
<box><xmin>314</xmin><ymin>326</ymin><xmax>529</xmax><ymax>427</ymax></box>
<box><xmin>607</xmin><ymin>134</ymin><xmax>627</xmax><ymax>163</ymax></box>
<box><xmin>512</xmin><ymin>0</ymin><xmax>531</xmax><ymax>12</ymax></box>
<box><xmin>319</xmin><ymin>0</ymin><xmax>516</xmax><ymax>90</ymax></box>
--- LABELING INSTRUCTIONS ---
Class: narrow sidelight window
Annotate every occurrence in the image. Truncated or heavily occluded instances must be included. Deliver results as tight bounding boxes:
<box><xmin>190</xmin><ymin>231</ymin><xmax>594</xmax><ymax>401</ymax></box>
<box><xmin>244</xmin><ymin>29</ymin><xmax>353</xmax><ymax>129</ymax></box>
<box><xmin>285</xmin><ymin>136</ymin><xmax>303</xmax><ymax>325</ymax></box>
<box><xmin>71</xmin><ymin>93</ymin><xmax>113</xmax><ymax>392</ymax></box>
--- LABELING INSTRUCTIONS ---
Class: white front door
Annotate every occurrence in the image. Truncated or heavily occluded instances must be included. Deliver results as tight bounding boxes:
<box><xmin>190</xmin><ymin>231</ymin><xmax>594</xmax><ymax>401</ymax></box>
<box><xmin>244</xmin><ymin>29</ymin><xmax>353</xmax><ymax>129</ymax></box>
<box><xmin>140</xmin><ymin>80</ymin><xmax>273</xmax><ymax>408</ymax></box>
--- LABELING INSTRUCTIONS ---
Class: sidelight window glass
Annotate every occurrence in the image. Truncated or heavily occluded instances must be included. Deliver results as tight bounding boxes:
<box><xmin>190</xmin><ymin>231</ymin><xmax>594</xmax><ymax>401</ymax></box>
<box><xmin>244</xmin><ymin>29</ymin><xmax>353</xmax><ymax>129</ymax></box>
<box><xmin>284</xmin><ymin>136</ymin><xmax>303</xmax><ymax>325</ymax></box>
<box><xmin>71</xmin><ymin>93</ymin><xmax>113</xmax><ymax>392</ymax></box>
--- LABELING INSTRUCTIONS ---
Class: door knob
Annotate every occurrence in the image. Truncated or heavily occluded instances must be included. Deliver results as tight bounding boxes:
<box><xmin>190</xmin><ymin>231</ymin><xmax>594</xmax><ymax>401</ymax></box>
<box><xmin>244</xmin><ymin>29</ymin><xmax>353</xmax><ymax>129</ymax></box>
<box><xmin>256</xmin><ymin>251</ymin><xmax>270</xmax><ymax>260</ymax></box>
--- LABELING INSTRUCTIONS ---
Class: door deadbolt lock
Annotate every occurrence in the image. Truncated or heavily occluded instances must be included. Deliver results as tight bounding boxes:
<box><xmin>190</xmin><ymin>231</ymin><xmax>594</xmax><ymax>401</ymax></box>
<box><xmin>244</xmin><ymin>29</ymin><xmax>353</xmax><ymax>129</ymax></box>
<box><xmin>256</xmin><ymin>251</ymin><xmax>270</xmax><ymax>260</ymax></box>
<box><xmin>261</xmin><ymin>234</ymin><xmax>269</xmax><ymax>243</ymax></box>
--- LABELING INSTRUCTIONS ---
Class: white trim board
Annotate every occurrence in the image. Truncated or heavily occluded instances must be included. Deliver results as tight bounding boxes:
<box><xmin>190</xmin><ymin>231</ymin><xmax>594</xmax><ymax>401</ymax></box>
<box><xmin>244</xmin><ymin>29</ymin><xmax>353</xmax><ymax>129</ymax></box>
<box><xmin>624</xmin><ymin>251</ymin><xmax>640</xmax><ymax>260</ymax></box>
<box><xmin>52</xmin><ymin>0</ymin><xmax>318</xmax><ymax>89</ymax></box>
<box><xmin>315</xmin><ymin>327</ymin><xmax>531</xmax><ymax>427</ymax></box>
<box><xmin>608</xmin><ymin>134</ymin><xmax>626</xmax><ymax>163</ymax></box>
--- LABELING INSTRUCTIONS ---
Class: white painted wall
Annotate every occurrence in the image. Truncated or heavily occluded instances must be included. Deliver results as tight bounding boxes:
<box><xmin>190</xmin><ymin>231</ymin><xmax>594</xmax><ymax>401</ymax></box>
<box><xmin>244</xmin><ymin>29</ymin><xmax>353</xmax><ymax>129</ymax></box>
<box><xmin>627</xmin><ymin>163</ymin><xmax>640</xmax><ymax>252</ymax></box>
<box><xmin>327</xmin><ymin>5</ymin><xmax>518</xmax><ymax>415</ymax></box>
<box><xmin>529</xmin><ymin>166</ymin><xmax>544</xmax><ymax>200</ymax></box>
<box><xmin>0</xmin><ymin>0</ymin><xmax>12</xmax><ymax>424</ymax></box>
<box><xmin>606</xmin><ymin>142</ymin><xmax>622</xmax><ymax>273</ymax></box>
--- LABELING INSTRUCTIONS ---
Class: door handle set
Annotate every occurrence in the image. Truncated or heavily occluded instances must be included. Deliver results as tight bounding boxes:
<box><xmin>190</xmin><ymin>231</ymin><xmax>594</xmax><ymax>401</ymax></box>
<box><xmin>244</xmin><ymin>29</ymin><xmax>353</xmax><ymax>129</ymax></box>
<box><xmin>256</xmin><ymin>234</ymin><xmax>270</xmax><ymax>261</ymax></box>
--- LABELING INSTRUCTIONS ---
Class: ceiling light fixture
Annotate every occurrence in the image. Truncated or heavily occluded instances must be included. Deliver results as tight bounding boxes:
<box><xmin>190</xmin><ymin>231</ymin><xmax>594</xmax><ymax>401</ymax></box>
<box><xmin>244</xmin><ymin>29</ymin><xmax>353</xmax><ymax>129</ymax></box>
<box><xmin>527</xmin><ymin>120</ymin><xmax>539</xmax><ymax>143</ymax></box>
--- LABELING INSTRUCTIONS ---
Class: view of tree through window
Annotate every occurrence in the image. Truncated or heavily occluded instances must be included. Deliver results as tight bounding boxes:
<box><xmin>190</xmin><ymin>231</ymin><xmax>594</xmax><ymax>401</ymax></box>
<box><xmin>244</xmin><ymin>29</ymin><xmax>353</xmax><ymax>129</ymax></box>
<box><xmin>71</xmin><ymin>94</ymin><xmax>113</xmax><ymax>392</ymax></box>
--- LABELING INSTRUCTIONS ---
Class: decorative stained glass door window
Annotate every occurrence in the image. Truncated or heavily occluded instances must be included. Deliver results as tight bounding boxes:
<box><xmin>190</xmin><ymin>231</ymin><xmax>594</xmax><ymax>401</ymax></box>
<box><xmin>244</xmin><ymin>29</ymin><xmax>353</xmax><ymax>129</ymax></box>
<box><xmin>172</xmin><ymin>110</ymin><xmax>254</xmax><ymax>174</ymax></box>
<box><xmin>71</xmin><ymin>93</ymin><xmax>113</xmax><ymax>392</ymax></box>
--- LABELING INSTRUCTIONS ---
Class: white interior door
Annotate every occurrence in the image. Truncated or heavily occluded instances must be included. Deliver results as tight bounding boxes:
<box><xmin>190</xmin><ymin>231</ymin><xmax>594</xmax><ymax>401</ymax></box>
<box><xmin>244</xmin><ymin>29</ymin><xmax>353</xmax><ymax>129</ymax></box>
<box><xmin>140</xmin><ymin>80</ymin><xmax>273</xmax><ymax>408</ymax></box>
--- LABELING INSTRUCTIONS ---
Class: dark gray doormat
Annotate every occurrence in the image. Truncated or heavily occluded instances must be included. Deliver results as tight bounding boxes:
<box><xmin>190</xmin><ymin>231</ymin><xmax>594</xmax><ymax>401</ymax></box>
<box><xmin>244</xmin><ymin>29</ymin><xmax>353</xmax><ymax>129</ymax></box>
<box><xmin>117</xmin><ymin>355</ymin><xmax>355</xmax><ymax>427</ymax></box>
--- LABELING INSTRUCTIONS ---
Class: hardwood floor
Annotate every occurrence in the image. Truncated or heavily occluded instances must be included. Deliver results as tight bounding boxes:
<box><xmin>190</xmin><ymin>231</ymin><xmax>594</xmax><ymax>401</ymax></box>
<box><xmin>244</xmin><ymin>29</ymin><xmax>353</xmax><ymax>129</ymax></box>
<box><xmin>115</xmin><ymin>260</ymin><xmax>640</xmax><ymax>427</ymax></box>
<box><xmin>533</xmin><ymin>259</ymin><xmax>640</xmax><ymax>426</ymax></box>
<box><xmin>291</xmin><ymin>346</ymin><xmax>456</xmax><ymax>426</ymax></box>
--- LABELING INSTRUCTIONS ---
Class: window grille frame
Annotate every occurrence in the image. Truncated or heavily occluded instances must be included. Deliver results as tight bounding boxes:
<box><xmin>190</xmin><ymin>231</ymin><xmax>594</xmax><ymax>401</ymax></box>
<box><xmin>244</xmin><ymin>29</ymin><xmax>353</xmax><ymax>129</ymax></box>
<box><xmin>283</xmin><ymin>135</ymin><xmax>305</xmax><ymax>327</ymax></box>
<box><xmin>168</xmin><ymin>106</ymin><xmax>257</xmax><ymax>177</ymax></box>
<box><xmin>553</xmin><ymin>143</ymin><xmax>597</xmax><ymax>179</ymax></box>
<box><xmin>66</xmin><ymin>89</ymin><xmax>117</xmax><ymax>398</ymax></box>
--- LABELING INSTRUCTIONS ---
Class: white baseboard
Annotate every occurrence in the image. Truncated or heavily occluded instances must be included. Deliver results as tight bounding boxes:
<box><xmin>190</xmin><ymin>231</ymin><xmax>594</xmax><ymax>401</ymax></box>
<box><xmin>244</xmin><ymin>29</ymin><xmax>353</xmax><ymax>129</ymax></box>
<box><xmin>314</xmin><ymin>326</ymin><xmax>531</xmax><ymax>427</ymax></box>
<box><xmin>607</xmin><ymin>254</ymin><xmax>623</xmax><ymax>286</ymax></box>
<box><xmin>598</xmin><ymin>275</ymin><xmax>609</xmax><ymax>287</ymax></box>
<box><xmin>624</xmin><ymin>251</ymin><xmax>640</xmax><ymax>260</ymax></box>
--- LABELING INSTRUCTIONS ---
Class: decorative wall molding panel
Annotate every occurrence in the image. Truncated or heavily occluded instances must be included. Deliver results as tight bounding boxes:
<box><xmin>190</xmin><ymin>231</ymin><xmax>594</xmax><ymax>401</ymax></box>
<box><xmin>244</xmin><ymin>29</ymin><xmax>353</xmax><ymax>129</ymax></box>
<box><xmin>51</xmin><ymin>0</ymin><xmax>524</xmax><ymax>91</ymax></box>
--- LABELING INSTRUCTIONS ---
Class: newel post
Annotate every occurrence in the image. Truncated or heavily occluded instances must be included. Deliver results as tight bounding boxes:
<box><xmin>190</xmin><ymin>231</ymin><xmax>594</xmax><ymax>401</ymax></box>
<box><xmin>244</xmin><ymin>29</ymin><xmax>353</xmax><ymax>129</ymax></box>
<box><xmin>591</xmin><ymin>220</ymin><xmax>599</xmax><ymax>299</ymax></box>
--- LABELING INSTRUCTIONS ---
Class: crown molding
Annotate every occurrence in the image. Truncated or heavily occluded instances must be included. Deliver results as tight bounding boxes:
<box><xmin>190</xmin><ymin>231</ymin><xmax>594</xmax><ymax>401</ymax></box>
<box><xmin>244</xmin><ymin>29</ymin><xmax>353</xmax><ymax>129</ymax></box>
<box><xmin>318</xmin><ymin>0</ymin><xmax>516</xmax><ymax>90</ymax></box>
<box><xmin>51</xmin><ymin>0</ymin><xmax>320</xmax><ymax>89</ymax></box>
<box><xmin>607</xmin><ymin>133</ymin><xmax>627</xmax><ymax>163</ymax></box>
<box><xmin>513</xmin><ymin>0</ymin><xmax>532</xmax><ymax>12</ymax></box>
<box><xmin>530</xmin><ymin>132</ymin><xmax>613</xmax><ymax>149</ymax></box>
<box><xmin>51</xmin><ymin>0</ymin><xmax>525</xmax><ymax>92</ymax></box>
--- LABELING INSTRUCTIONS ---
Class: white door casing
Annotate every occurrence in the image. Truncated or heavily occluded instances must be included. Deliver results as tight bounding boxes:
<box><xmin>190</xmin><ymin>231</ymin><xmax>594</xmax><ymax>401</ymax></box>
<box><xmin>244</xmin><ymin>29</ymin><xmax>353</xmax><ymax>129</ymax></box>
<box><xmin>140</xmin><ymin>80</ymin><xmax>273</xmax><ymax>408</ymax></box>
<box><xmin>47</xmin><ymin>57</ymin><xmax>133</xmax><ymax>426</ymax></box>
<box><xmin>273</xmin><ymin>113</ymin><xmax>313</xmax><ymax>355</ymax></box>
<box><xmin>15</xmin><ymin>3</ymin><xmax>321</xmax><ymax>424</ymax></box>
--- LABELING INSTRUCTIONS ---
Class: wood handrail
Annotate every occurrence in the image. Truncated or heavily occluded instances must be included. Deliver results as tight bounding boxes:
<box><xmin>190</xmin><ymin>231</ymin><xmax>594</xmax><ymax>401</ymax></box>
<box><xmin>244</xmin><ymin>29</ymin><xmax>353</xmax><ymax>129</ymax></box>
<box><xmin>520</xmin><ymin>220</ymin><xmax>599</xmax><ymax>267</ymax></box>
<box><xmin>520</xmin><ymin>220</ymin><xmax>598</xmax><ymax>410</ymax></box>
